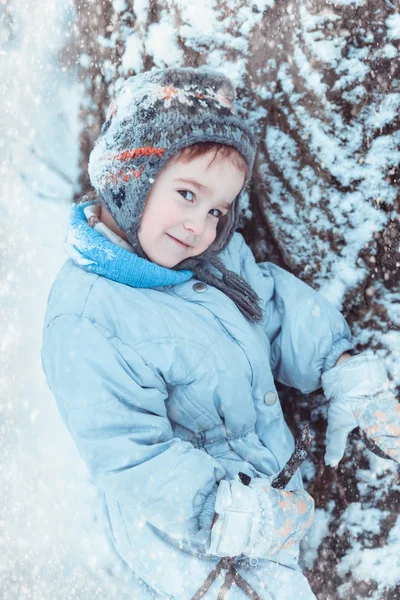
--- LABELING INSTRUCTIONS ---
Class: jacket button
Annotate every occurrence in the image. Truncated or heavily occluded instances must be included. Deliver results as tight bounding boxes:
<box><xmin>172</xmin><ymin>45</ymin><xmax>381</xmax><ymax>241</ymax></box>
<box><xmin>193</xmin><ymin>282</ymin><xmax>208</xmax><ymax>293</ymax></box>
<box><xmin>264</xmin><ymin>392</ymin><xmax>277</xmax><ymax>406</ymax></box>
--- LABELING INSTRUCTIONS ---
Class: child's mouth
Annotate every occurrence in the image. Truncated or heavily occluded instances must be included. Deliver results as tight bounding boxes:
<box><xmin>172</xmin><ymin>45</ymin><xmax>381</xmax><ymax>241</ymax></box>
<box><xmin>166</xmin><ymin>234</ymin><xmax>191</xmax><ymax>248</ymax></box>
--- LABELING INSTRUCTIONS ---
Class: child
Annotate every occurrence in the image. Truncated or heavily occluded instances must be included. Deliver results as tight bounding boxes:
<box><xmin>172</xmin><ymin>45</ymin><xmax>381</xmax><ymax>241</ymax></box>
<box><xmin>41</xmin><ymin>67</ymin><xmax>400</xmax><ymax>599</ymax></box>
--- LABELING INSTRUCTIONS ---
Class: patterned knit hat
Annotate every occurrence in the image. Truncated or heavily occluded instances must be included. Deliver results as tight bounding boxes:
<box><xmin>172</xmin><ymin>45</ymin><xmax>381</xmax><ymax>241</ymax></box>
<box><xmin>88</xmin><ymin>66</ymin><xmax>263</xmax><ymax>322</ymax></box>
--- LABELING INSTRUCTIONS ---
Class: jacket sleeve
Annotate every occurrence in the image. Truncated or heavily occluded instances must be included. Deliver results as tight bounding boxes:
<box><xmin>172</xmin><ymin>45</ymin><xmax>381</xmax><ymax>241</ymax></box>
<box><xmin>237</xmin><ymin>234</ymin><xmax>354</xmax><ymax>394</ymax></box>
<box><xmin>41</xmin><ymin>314</ymin><xmax>225</xmax><ymax>550</ymax></box>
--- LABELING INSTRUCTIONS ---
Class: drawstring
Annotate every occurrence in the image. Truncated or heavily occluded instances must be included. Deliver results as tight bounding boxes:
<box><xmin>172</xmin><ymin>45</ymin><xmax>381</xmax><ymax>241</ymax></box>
<box><xmin>190</xmin><ymin>557</ymin><xmax>264</xmax><ymax>600</ymax></box>
<box><xmin>218</xmin><ymin>567</ymin><xmax>235</xmax><ymax>599</ymax></box>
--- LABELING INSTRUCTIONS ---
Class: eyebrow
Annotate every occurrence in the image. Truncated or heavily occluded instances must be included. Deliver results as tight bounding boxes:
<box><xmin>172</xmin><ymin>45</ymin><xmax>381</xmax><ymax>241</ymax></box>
<box><xmin>173</xmin><ymin>178</ymin><xmax>232</xmax><ymax>209</ymax></box>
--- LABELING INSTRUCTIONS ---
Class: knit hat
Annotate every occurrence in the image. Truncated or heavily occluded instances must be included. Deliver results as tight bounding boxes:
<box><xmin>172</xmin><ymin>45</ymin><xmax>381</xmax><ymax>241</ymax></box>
<box><xmin>88</xmin><ymin>66</ymin><xmax>263</xmax><ymax>322</ymax></box>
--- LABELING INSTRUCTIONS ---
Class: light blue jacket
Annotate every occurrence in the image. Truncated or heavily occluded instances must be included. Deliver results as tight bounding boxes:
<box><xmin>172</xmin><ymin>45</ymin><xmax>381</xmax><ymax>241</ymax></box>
<box><xmin>41</xmin><ymin>231</ymin><xmax>353</xmax><ymax>599</ymax></box>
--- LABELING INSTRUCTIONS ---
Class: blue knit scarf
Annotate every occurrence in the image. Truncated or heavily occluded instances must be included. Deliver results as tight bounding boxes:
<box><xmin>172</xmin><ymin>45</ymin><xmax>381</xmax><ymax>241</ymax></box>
<box><xmin>65</xmin><ymin>200</ymin><xmax>194</xmax><ymax>288</ymax></box>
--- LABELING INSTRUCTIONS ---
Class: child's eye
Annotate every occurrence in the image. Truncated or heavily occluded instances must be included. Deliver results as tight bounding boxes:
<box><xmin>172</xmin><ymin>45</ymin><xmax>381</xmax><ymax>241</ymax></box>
<box><xmin>178</xmin><ymin>189</ymin><xmax>195</xmax><ymax>202</ymax></box>
<box><xmin>209</xmin><ymin>208</ymin><xmax>223</xmax><ymax>219</ymax></box>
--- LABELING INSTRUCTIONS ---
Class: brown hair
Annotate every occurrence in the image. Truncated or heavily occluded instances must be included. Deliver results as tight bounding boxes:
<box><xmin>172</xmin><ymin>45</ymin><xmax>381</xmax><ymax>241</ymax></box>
<box><xmin>172</xmin><ymin>142</ymin><xmax>248</xmax><ymax>175</ymax></box>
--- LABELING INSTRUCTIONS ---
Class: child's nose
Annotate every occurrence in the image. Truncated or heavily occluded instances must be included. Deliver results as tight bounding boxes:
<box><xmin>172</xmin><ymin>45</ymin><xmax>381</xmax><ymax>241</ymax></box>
<box><xmin>184</xmin><ymin>214</ymin><xmax>207</xmax><ymax>235</ymax></box>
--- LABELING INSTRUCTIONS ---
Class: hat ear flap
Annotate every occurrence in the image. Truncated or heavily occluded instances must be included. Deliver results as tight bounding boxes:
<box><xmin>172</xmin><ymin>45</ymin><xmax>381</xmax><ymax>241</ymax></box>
<box><xmin>216</xmin><ymin>211</ymin><xmax>231</xmax><ymax>240</ymax></box>
<box><xmin>111</xmin><ymin>187</ymin><xmax>126</xmax><ymax>209</ymax></box>
<box><xmin>211</xmin><ymin>196</ymin><xmax>239</xmax><ymax>254</ymax></box>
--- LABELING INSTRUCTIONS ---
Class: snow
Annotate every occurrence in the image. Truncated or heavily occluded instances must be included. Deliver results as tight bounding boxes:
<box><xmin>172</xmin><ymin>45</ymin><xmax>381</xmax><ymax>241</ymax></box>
<box><xmin>0</xmin><ymin>1</ymin><xmax>142</xmax><ymax>597</ymax></box>
<box><xmin>341</xmin><ymin>502</ymin><xmax>389</xmax><ymax>536</ymax></box>
<box><xmin>250</xmin><ymin>0</ymin><xmax>275</xmax><ymax>10</ymax></box>
<box><xmin>293</xmin><ymin>46</ymin><xmax>328</xmax><ymax>96</ymax></box>
<box><xmin>301</xmin><ymin>504</ymin><xmax>333</xmax><ymax>570</ymax></box>
<box><xmin>381</xmin><ymin>43</ymin><xmax>397</xmax><ymax>58</ymax></box>
<box><xmin>79</xmin><ymin>52</ymin><xmax>92</xmax><ymax>69</ymax></box>
<box><xmin>338</xmin><ymin>512</ymin><xmax>400</xmax><ymax>590</ymax></box>
<box><xmin>178</xmin><ymin>0</ymin><xmax>218</xmax><ymax>38</ymax></box>
<box><xmin>300</xmin><ymin>5</ymin><xmax>345</xmax><ymax>68</ymax></box>
<box><xmin>386</xmin><ymin>14</ymin><xmax>400</xmax><ymax>40</ymax></box>
<box><xmin>121</xmin><ymin>33</ymin><xmax>144</xmax><ymax>75</ymax></box>
<box><xmin>146</xmin><ymin>10</ymin><xmax>184</xmax><ymax>67</ymax></box>
<box><xmin>112</xmin><ymin>0</ymin><xmax>128</xmax><ymax>12</ymax></box>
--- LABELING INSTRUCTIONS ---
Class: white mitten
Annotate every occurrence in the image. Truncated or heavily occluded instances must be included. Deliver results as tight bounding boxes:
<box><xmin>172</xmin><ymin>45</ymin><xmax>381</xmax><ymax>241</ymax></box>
<box><xmin>208</xmin><ymin>475</ymin><xmax>314</xmax><ymax>558</ymax></box>
<box><xmin>322</xmin><ymin>350</ymin><xmax>400</xmax><ymax>467</ymax></box>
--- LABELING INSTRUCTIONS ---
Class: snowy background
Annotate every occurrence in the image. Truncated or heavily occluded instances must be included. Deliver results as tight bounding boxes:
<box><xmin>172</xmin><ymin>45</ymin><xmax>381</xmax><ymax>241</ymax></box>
<box><xmin>1</xmin><ymin>0</ymin><xmax>400</xmax><ymax>598</ymax></box>
<box><xmin>0</xmin><ymin>1</ymin><xmax>141</xmax><ymax>597</ymax></box>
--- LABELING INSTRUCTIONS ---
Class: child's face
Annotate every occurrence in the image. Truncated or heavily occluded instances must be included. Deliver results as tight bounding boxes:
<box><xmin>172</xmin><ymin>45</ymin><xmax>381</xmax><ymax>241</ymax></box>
<box><xmin>137</xmin><ymin>150</ymin><xmax>246</xmax><ymax>268</ymax></box>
